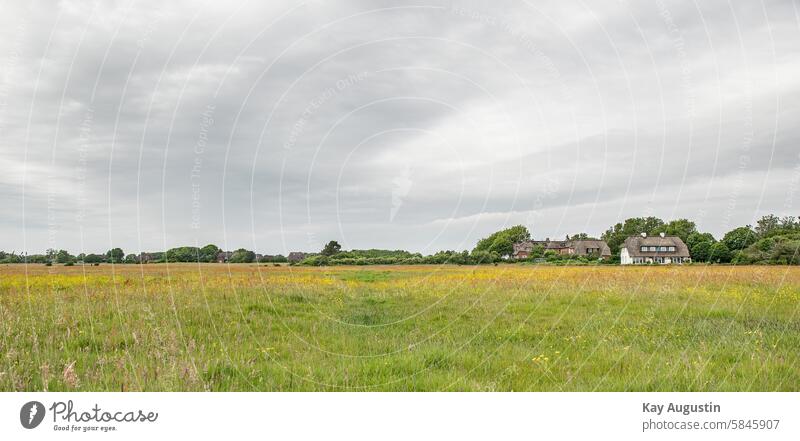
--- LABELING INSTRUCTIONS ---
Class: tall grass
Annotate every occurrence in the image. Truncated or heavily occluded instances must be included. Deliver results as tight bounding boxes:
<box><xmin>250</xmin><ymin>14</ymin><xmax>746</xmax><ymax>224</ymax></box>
<box><xmin>0</xmin><ymin>264</ymin><xmax>798</xmax><ymax>391</ymax></box>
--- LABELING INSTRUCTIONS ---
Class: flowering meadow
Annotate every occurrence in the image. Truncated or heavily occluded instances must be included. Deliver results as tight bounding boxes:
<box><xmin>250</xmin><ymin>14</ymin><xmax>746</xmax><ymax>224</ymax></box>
<box><xmin>1</xmin><ymin>264</ymin><xmax>798</xmax><ymax>391</ymax></box>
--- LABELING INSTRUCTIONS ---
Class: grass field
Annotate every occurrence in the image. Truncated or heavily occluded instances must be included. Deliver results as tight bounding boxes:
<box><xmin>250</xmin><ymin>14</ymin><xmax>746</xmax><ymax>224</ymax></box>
<box><xmin>1</xmin><ymin>264</ymin><xmax>798</xmax><ymax>391</ymax></box>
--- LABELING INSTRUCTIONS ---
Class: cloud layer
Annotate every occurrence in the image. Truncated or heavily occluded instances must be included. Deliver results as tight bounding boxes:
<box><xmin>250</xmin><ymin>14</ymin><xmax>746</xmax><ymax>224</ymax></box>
<box><xmin>2</xmin><ymin>0</ymin><xmax>799</xmax><ymax>255</ymax></box>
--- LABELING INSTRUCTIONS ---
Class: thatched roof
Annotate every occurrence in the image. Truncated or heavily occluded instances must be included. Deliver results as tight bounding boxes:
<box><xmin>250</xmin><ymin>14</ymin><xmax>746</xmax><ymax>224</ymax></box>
<box><xmin>622</xmin><ymin>235</ymin><xmax>690</xmax><ymax>257</ymax></box>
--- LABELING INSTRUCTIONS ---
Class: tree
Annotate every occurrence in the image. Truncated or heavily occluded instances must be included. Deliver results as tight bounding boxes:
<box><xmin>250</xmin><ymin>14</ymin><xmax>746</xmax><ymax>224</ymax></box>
<box><xmin>722</xmin><ymin>226</ymin><xmax>757</xmax><ymax>251</ymax></box>
<box><xmin>473</xmin><ymin>225</ymin><xmax>530</xmax><ymax>257</ymax></box>
<box><xmin>84</xmin><ymin>254</ymin><xmax>103</xmax><ymax>264</ymax></box>
<box><xmin>229</xmin><ymin>248</ymin><xmax>255</xmax><ymax>263</ymax></box>
<box><xmin>199</xmin><ymin>244</ymin><xmax>220</xmax><ymax>263</ymax></box>
<box><xmin>124</xmin><ymin>254</ymin><xmax>137</xmax><ymax>264</ymax></box>
<box><xmin>165</xmin><ymin>246</ymin><xmax>198</xmax><ymax>262</ymax></box>
<box><xmin>755</xmin><ymin>214</ymin><xmax>781</xmax><ymax>237</ymax></box>
<box><xmin>106</xmin><ymin>248</ymin><xmax>124</xmax><ymax>263</ymax></box>
<box><xmin>601</xmin><ymin>217</ymin><xmax>665</xmax><ymax>254</ymax></box>
<box><xmin>321</xmin><ymin>240</ymin><xmax>342</xmax><ymax>256</ymax></box>
<box><xmin>690</xmin><ymin>241</ymin><xmax>713</xmax><ymax>262</ymax></box>
<box><xmin>56</xmin><ymin>249</ymin><xmax>74</xmax><ymax>264</ymax></box>
<box><xmin>686</xmin><ymin>232</ymin><xmax>716</xmax><ymax>250</ymax></box>
<box><xmin>709</xmin><ymin>242</ymin><xmax>732</xmax><ymax>263</ymax></box>
<box><xmin>770</xmin><ymin>239</ymin><xmax>800</xmax><ymax>265</ymax></box>
<box><xmin>662</xmin><ymin>219</ymin><xmax>697</xmax><ymax>243</ymax></box>
<box><xmin>569</xmin><ymin>233</ymin><xmax>591</xmax><ymax>240</ymax></box>
<box><xmin>779</xmin><ymin>216</ymin><xmax>799</xmax><ymax>230</ymax></box>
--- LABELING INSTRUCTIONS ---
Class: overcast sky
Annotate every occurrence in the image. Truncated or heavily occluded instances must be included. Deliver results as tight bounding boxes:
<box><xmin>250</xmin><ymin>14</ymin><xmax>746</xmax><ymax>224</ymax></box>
<box><xmin>1</xmin><ymin>0</ymin><xmax>799</xmax><ymax>255</ymax></box>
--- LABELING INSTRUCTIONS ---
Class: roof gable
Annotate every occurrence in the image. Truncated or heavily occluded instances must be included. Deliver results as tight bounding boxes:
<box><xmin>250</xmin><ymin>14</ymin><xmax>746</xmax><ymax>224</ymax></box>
<box><xmin>622</xmin><ymin>235</ymin><xmax>690</xmax><ymax>257</ymax></box>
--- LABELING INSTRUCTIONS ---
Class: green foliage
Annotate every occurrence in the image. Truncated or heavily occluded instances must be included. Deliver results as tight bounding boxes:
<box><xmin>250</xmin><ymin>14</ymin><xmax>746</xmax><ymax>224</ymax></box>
<box><xmin>331</xmin><ymin>249</ymin><xmax>418</xmax><ymax>260</ymax></box>
<box><xmin>686</xmin><ymin>232</ymin><xmax>716</xmax><ymax>250</ymax></box>
<box><xmin>165</xmin><ymin>247</ymin><xmax>200</xmax><ymax>262</ymax></box>
<box><xmin>709</xmin><ymin>242</ymin><xmax>732</xmax><ymax>263</ymax></box>
<box><xmin>662</xmin><ymin>219</ymin><xmax>697</xmax><ymax>243</ymax></box>
<box><xmin>106</xmin><ymin>248</ymin><xmax>124</xmax><ymax>263</ymax></box>
<box><xmin>690</xmin><ymin>241</ymin><xmax>713</xmax><ymax>262</ymax></box>
<box><xmin>737</xmin><ymin>232</ymin><xmax>800</xmax><ymax>264</ymax></box>
<box><xmin>473</xmin><ymin>225</ymin><xmax>530</xmax><ymax>257</ymax></box>
<box><xmin>259</xmin><ymin>254</ymin><xmax>288</xmax><ymax>263</ymax></box>
<box><xmin>301</xmin><ymin>255</ymin><xmax>330</xmax><ymax>266</ymax></box>
<box><xmin>722</xmin><ymin>226</ymin><xmax>757</xmax><ymax>251</ymax></box>
<box><xmin>756</xmin><ymin>215</ymin><xmax>800</xmax><ymax>238</ymax></box>
<box><xmin>755</xmin><ymin>214</ymin><xmax>781</xmax><ymax>237</ymax></box>
<box><xmin>601</xmin><ymin>217</ymin><xmax>665</xmax><ymax>254</ymax></box>
<box><xmin>229</xmin><ymin>248</ymin><xmax>256</xmax><ymax>263</ymax></box>
<box><xmin>83</xmin><ymin>254</ymin><xmax>104</xmax><ymax>264</ymax></box>
<box><xmin>469</xmin><ymin>250</ymin><xmax>501</xmax><ymax>264</ymax></box>
<box><xmin>321</xmin><ymin>241</ymin><xmax>342</xmax><ymax>256</ymax></box>
<box><xmin>199</xmin><ymin>244</ymin><xmax>221</xmax><ymax>263</ymax></box>
<box><xmin>56</xmin><ymin>249</ymin><xmax>74</xmax><ymax>264</ymax></box>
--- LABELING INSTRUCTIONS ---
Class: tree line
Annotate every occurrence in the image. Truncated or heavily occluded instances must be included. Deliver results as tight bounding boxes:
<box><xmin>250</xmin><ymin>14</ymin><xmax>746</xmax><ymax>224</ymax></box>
<box><xmin>0</xmin><ymin>245</ymin><xmax>288</xmax><ymax>265</ymax></box>
<box><xmin>2</xmin><ymin>214</ymin><xmax>798</xmax><ymax>266</ymax></box>
<box><xmin>298</xmin><ymin>214</ymin><xmax>800</xmax><ymax>266</ymax></box>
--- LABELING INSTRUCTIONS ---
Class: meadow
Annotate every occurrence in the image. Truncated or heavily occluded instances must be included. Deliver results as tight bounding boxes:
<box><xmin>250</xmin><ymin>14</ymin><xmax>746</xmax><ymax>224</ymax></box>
<box><xmin>0</xmin><ymin>263</ymin><xmax>798</xmax><ymax>391</ymax></box>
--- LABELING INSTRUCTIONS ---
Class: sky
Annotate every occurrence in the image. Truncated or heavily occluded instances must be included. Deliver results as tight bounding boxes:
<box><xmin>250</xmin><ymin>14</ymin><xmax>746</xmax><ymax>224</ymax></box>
<box><xmin>1</xmin><ymin>0</ymin><xmax>799</xmax><ymax>255</ymax></box>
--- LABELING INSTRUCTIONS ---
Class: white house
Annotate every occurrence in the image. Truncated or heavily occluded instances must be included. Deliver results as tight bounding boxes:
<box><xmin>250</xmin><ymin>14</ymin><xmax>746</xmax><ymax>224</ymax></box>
<box><xmin>620</xmin><ymin>233</ymin><xmax>691</xmax><ymax>265</ymax></box>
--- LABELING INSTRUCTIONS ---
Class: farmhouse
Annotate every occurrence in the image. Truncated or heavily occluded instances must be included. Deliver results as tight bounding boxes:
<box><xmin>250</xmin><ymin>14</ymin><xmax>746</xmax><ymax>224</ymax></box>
<box><xmin>216</xmin><ymin>251</ymin><xmax>233</xmax><ymax>263</ymax></box>
<box><xmin>513</xmin><ymin>238</ymin><xmax>611</xmax><ymax>259</ymax></box>
<box><xmin>512</xmin><ymin>240</ymin><xmax>549</xmax><ymax>258</ymax></box>
<box><xmin>620</xmin><ymin>233</ymin><xmax>691</xmax><ymax>264</ymax></box>
<box><xmin>287</xmin><ymin>252</ymin><xmax>307</xmax><ymax>262</ymax></box>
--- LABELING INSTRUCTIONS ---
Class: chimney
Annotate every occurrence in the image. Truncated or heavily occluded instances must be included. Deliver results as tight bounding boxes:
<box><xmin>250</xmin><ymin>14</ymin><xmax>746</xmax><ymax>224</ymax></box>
<box><xmin>640</xmin><ymin>232</ymin><xmax>647</xmax><ymax>238</ymax></box>
<box><xmin>659</xmin><ymin>232</ymin><xmax>666</xmax><ymax>238</ymax></box>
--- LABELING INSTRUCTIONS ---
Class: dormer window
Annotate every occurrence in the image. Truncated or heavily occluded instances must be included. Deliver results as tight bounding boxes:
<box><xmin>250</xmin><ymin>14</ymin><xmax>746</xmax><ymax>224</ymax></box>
<box><xmin>668</xmin><ymin>246</ymin><xmax>675</xmax><ymax>252</ymax></box>
<box><xmin>640</xmin><ymin>246</ymin><xmax>647</xmax><ymax>252</ymax></box>
<box><xmin>648</xmin><ymin>246</ymin><xmax>657</xmax><ymax>251</ymax></box>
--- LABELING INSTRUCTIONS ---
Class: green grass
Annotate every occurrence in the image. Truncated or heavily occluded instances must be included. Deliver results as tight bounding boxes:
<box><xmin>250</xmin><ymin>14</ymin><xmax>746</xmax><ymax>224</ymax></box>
<box><xmin>0</xmin><ymin>264</ymin><xmax>798</xmax><ymax>391</ymax></box>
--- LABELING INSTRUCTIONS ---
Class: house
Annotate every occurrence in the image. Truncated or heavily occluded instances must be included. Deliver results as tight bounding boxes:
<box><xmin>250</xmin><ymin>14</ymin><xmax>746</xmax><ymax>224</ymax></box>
<box><xmin>287</xmin><ymin>252</ymin><xmax>307</xmax><ymax>262</ymax></box>
<box><xmin>512</xmin><ymin>240</ymin><xmax>550</xmax><ymax>258</ymax></box>
<box><xmin>620</xmin><ymin>233</ymin><xmax>691</xmax><ymax>264</ymax></box>
<box><xmin>513</xmin><ymin>238</ymin><xmax>611</xmax><ymax>259</ymax></box>
<box><xmin>216</xmin><ymin>251</ymin><xmax>233</xmax><ymax>263</ymax></box>
<box><xmin>569</xmin><ymin>240</ymin><xmax>612</xmax><ymax>258</ymax></box>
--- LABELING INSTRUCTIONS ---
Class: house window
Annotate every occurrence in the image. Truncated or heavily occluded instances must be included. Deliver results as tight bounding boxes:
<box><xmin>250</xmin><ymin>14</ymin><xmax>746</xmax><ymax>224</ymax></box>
<box><xmin>668</xmin><ymin>246</ymin><xmax>675</xmax><ymax>252</ymax></box>
<box><xmin>658</xmin><ymin>246</ymin><xmax>667</xmax><ymax>252</ymax></box>
<box><xmin>648</xmin><ymin>246</ymin><xmax>657</xmax><ymax>252</ymax></box>
<box><xmin>640</xmin><ymin>246</ymin><xmax>647</xmax><ymax>252</ymax></box>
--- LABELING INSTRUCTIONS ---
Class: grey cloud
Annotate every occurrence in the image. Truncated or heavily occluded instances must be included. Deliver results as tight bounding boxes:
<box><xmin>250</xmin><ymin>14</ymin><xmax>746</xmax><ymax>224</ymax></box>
<box><xmin>1</xmin><ymin>0</ymin><xmax>799</xmax><ymax>254</ymax></box>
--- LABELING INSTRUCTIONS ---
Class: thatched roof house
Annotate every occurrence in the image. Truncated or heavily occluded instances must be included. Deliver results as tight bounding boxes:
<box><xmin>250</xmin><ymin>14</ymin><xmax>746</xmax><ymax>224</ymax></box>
<box><xmin>620</xmin><ymin>233</ymin><xmax>691</xmax><ymax>264</ymax></box>
<box><xmin>513</xmin><ymin>238</ymin><xmax>611</xmax><ymax>259</ymax></box>
<box><xmin>287</xmin><ymin>252</ymin><xmax>307</xmax><ymax>262</ymax></box>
